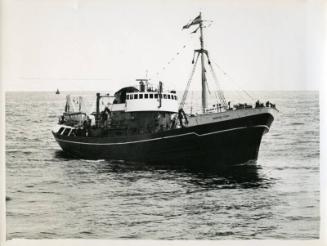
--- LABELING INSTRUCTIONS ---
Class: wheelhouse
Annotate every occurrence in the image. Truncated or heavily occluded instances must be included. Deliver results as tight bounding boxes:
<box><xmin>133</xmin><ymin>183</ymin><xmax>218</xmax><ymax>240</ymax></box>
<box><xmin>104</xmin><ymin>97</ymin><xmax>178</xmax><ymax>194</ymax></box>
<box><xmin>54</xmin><ymin>125</ymin><xmax>76</xmax><ymax>137</ymax></box>
<box><xmin>126</xmin><ymin>92</ymin><xmax>178</xmax><ymax>101</ymax></box>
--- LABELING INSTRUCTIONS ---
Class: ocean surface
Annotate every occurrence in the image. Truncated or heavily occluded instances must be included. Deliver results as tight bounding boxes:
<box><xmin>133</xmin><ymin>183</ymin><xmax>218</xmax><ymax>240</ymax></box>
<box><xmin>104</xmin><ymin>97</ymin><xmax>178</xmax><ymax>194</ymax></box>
<box><xmin>6</xmin><ymin>91</ymin><xmax>319</xmax><ymax>239</ymax></box>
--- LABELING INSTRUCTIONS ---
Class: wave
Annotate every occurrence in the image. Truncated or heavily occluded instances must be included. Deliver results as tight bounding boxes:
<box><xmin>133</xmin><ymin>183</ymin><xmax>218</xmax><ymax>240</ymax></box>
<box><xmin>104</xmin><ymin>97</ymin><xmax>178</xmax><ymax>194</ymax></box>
<box><xmin>80</xmin><ymin>231</ymin><xmax>94</xmax><ymax>235</ymax></box>
<box><xmin>274</xmin><ymin>166</ymin><xmax>318</xmax><ymax>171</ymax></box>
<box><xmin>40</xmin><ymin>232</ymin><xmax>58</xmax><ymax>236</ymax></box>
<box><xmin>81</xmin><ymin>159</ymin><xmax>106</xmax><ymax>163</ymax></box>
<box><xmin>290</xmin><ymin>122</ymin><xmax>304</xmax><ymax>126</ymax></box>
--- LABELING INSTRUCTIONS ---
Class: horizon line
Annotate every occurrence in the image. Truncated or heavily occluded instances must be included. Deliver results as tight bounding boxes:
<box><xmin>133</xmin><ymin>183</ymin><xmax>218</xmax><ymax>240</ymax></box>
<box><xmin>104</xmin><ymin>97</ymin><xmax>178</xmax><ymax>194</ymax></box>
<box><xmin>4</xmin><ymin>89</ymin><xmax>320</xmax><ymax>92</ymax></box>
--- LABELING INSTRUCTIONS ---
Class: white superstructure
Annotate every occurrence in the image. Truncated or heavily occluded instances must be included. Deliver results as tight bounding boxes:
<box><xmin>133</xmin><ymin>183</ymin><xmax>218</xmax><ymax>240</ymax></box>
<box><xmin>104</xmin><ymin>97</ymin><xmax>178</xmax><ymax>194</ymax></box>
<box><xmin>125</xmin><ymin>91</ymin><xmax>178</xmax><ymax>113</ymax></box>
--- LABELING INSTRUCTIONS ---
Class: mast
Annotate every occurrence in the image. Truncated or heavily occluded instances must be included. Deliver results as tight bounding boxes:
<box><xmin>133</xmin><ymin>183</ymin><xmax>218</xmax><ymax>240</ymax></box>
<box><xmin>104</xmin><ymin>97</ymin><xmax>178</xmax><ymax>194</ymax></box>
<box><xmin>199</xmin><ymin>12</ymin><xmax>207</xmax><ymax>113</ymax></box>
<box><xmin>181</xmin><ymin>12</ymin><xmax>209</xmax><ymax>113</ymax></box>
<box><xmin>96</xmin><ymin>93</ymin><xmax>100</xmax><ymax>127</ymax></box>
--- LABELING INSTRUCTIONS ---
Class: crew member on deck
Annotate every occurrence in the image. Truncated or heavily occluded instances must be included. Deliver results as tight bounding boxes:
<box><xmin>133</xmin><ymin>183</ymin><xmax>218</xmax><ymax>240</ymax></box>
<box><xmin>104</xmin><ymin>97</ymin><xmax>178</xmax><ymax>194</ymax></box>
<box><xmin>178</xmin><ymin>108</ymin><xmax>188</xmax><ymax>128</ymax></box>
<box><xmin>100</xmin><ymin>106</ymin><xmax>111</xmax><ymax>127</ymax></box>
<box><xmin>59</xmin><ymin>115</ymin><xmax>64</xmax><ymax>124</ymax></box>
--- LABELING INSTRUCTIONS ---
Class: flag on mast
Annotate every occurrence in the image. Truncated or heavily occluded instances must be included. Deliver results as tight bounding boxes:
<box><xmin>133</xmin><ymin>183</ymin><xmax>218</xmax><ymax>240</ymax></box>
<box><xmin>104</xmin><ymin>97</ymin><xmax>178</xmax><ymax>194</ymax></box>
<box><xmin>182</xmin><ymin>14</ymin><xmax>202</xmax><ymax>29</ymax></box>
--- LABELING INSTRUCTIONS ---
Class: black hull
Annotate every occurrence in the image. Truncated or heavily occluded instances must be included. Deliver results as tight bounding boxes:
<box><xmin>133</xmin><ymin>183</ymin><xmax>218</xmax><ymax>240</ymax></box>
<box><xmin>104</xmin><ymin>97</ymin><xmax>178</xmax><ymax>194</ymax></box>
<box><xmin>53</xmin><ymin>113</ymin><xmax>274</xmax><ymax>167</ymax></box>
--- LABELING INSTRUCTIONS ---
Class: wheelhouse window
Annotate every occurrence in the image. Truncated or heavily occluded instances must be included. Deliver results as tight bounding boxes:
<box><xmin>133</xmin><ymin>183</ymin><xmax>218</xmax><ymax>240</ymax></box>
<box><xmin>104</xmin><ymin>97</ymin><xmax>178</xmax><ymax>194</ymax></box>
<box><xmin>145</xmin><ymin>94</ymin><xmax>148</xmax><ymax>99</ymax></box>
<box><xmin>134</xmin><ymin>94</ymin><xmax>138</xmax><ymax>99</ymax></box>
<box><xmin>139</xmin><ymin>94</ymin><xmax>143</xmax><ymax>99</ymax></box>
<box><xmin>154</xmin><ymin>94</ymin><xmax>158</xmax><ymax>99</ymax></box>
<box><xmin>62</xmin><ymin>128</ymin><xmax>71</xmax><ymax>136</ymax></box>
<box><xmin>70</xmin><ymin>129</ymin><xmax>76</xmax><ymax>136</ymax></box>
<box><xmin>168</xmin><ymin>95</ymin><xmax>171</xmax><ymax>99</ymax></box>
<box><xmin>58</xmin><ymin>127</ymin><xmax>65</xmax><ymax>135</ymax></box>
<box><xmin>126</xmin><ymin>95</ymin><xmax>130</xmax><ymax>100</ymax></box>
<box><xmin>163</xmin><ymin>94</ymin><xmax>167</xmax><ymax>99</ymax></box>
<box><xmin>150</xmin><ymin>94</ymin><xmax>153</xmax><ymax>99</ymax></box>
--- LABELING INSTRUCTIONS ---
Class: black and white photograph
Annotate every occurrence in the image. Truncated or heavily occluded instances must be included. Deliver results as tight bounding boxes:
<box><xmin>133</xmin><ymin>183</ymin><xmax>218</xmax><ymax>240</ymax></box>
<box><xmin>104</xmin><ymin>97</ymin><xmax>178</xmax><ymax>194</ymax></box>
<box><xmin>1</xmin><ymin>0</ymin><xmax>325</xmax><ymax>245</ymax></box>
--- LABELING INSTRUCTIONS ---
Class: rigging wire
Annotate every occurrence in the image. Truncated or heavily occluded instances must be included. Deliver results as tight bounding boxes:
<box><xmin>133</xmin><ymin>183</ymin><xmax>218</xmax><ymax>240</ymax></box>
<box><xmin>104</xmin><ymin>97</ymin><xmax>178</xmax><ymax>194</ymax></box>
<box><xmin>190</xmin><ymin>91</ymin><xmax>194</xmax><ymax>114</ymax></box>
<box><xmin>211</xmin><ymin>74</ymin><xmax>251</xmax><ymax>104</ymax></box>
<box><xmin>155</xmin><ymin>44</ymin><xmax>189</xmax><ymax>79</ymax></box>
<box><xmin>179</xmin><ymin>52</ymin><xmax>200</xmax><ymax>109</ymax></box>
<box><xmin>208</xmin><ymin>63</ymin><xmax>228</xmax><ymax>108</ymax></box>
<box><xmin>154</xmin><ymin>19</ymin><xmax>256</xmax><ymax>113</ymax></box>
<box><xmin>213</xmin><ymin>61</ymin><xmax>255</xmax><ymax>101</ymax></box>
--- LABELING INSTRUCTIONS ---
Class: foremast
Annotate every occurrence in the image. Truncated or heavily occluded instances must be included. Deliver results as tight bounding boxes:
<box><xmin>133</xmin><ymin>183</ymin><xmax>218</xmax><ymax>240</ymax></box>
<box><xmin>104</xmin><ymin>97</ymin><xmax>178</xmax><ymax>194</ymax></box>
<box><xmin>183</xmin><ymin>12</ymin><xmax>210</xmax><ymax>114</ymax></box>
<box><xmin>198</xmin><ymin>13</ymin><xmax>207</xmax><ymax>113</ymax></box>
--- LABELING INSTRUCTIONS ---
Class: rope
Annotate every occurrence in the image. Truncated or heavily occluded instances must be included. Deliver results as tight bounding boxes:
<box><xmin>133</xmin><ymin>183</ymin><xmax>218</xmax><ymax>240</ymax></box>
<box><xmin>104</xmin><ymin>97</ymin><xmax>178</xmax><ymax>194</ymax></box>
<box><xmin>213</xmin><ymin>61</ymin><xmax>255</xmax><ymax>101</ymax></box>
<box><xmin>179</xmin><ymin>53</ymin><xmax>200</xmax><ymax>109</ymax></box>
<box><xmin>156</xmin><ymin>44</ymin><xmax>188</xmax><ymax>78</ymax></box>
<box><xmin>208</xmin><ymin>64</ymin><xmax>228</xmax><ymax>108</ymax></box>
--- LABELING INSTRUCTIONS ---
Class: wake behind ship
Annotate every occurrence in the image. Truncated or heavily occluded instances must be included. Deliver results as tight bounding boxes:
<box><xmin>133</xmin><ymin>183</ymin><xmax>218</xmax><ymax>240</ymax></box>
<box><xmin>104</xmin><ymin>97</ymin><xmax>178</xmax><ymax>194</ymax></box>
<box><xmin>52</xmin><ymin>13</ymin><xmax>277</xmax><ymax>167</ymax></box>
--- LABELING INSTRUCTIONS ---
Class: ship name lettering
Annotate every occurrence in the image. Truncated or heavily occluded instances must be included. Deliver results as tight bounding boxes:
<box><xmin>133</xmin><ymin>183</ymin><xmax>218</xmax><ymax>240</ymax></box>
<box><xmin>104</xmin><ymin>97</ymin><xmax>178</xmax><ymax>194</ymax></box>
<box><xmin>212</xmin><ymin>115</ymin><xmax>229</xmax><ymax>120</ymax></box>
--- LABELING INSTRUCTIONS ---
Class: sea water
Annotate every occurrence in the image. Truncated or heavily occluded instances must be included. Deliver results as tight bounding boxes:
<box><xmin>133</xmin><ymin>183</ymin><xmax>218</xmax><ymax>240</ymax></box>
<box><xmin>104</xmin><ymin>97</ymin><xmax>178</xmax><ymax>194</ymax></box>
<box><xmin>5</xmin><ymin>91</ymin><xmax>319</xmax><ymax>239</ymax></box>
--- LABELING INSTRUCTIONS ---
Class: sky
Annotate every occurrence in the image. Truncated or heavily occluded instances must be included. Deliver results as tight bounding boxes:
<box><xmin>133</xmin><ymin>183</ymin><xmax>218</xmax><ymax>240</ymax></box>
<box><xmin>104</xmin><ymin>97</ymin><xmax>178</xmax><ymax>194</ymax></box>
<box><xmin>1</xmin><ymin>0</ymin><xmax>325</xmax><ymax>92</ymax></box>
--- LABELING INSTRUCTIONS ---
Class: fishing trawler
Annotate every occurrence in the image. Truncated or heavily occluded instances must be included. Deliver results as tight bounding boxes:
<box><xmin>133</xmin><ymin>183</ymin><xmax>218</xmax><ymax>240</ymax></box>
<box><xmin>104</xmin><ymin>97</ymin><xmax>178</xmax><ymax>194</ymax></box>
<box><xmin>52</xmin><ymin>13</ymin><xmax>277</xmax><ymax>166</ymax></box>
